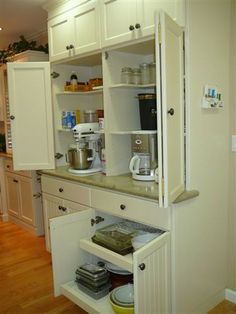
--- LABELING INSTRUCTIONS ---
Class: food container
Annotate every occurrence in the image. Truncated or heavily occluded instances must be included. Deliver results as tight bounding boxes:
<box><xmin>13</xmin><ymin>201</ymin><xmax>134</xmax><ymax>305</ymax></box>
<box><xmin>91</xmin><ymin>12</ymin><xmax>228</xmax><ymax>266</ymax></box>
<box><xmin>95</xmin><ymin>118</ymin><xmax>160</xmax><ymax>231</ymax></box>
<box><xmin>149</xmin><ymin>62</ymin><xmax>156</xmax><ymax>84</ymax></box>
<box><xmin>131</xmin><ymin>68</ymin><xmax>141</xmax><ymax>85</ymax></box>
<box><xmin>61</xmin><ymin>111</ymin><xmax>77</xmax><ymax>129</ymax></box>
<box><xmin>84</xmin><ymin>110</ymin><xmax>98</xmax><ymax>123</ymax></box>
<box><xmin>121</xmin><ymin>67</ymin><xmax>133</xmax><ymax>84</ymax></box>
<box><xmin>140</xmin><ymin>63</ymin><xmax>150</xmax><ymax>85</ymax></box>
<box><xmin>76</xmin><ymin>281</ymin><xmax>111</xmax><ymax>300</ymax></box>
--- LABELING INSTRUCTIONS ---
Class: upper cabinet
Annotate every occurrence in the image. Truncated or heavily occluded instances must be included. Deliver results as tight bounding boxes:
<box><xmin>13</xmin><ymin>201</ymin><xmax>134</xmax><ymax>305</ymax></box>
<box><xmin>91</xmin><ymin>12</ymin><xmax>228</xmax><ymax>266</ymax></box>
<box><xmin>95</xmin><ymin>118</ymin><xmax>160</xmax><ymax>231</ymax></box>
<box><xmin>48</xmin><ymin>0</ymin><xmax>101</xmax><ymax>62</ymax></box>
<box><xmin>101</xmin><ymin>0</ymin><xmax>185</xmax><ymax>48</ymax></box>
<box><xmin>7</xmin><ymin>62</ymin><xmax>55</xmax><ymax>170</ymax></box>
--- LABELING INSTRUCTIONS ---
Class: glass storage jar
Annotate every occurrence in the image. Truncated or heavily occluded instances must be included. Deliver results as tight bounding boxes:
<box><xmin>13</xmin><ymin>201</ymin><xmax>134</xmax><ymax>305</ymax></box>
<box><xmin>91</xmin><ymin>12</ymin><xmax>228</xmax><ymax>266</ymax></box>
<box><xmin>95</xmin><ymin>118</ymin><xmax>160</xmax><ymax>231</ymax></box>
<box><xmin>121</xmin><ymin>67</ymin><xmax>132</xmax><ymax>84</ymax></box>
<box><xmin>149</xmin><ymin>62</ymin><xmax>156</xmax><ymax>84</ymax></box>
<box><xmin>140</xmin><ymin>63</ymin><xmax>150</xmax><ymax>85</ymax></box>
<box><xmin>131</xmin><ymin>68</ymin><xmax>141</xmax><ymax>85</ymax></box>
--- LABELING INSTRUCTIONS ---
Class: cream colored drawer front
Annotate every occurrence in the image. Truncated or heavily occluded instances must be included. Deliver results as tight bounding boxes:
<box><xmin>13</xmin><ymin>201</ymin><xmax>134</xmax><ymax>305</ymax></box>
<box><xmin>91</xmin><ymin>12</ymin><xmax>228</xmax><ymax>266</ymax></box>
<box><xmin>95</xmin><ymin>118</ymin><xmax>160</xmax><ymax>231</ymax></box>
<box><xmin>91</xmin><ymin>189</ymin><xmax>170</xmax><ymax>230</ymax></box>
<box><xmin>4</xmin><ymin>159</ymin><xmax>32</xmax><ymax>178</ymax></box>
<box><xmin>41</xmin><ymin>176</ymin><xmax>90</xmax><ymax>206</ymax></box>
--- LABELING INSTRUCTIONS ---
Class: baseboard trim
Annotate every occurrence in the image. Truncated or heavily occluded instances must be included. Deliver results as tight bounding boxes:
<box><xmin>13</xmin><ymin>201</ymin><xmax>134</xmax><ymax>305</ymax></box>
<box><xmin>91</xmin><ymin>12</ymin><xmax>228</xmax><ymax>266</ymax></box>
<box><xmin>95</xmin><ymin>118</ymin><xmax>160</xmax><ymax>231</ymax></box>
<box><xmin>225</xmin><ymin>289</ymin><xmax>236</xmax><ymax>304</ymax></box>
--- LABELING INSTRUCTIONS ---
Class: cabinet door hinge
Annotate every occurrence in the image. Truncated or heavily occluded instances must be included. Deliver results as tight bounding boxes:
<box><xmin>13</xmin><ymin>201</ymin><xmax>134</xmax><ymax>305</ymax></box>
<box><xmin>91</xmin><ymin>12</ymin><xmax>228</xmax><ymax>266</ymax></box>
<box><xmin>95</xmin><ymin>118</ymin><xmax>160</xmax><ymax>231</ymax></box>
<box><xmin>158</xmin><ymin>23</ymin><xmax>161</xmax><ymax>44</ymax></box>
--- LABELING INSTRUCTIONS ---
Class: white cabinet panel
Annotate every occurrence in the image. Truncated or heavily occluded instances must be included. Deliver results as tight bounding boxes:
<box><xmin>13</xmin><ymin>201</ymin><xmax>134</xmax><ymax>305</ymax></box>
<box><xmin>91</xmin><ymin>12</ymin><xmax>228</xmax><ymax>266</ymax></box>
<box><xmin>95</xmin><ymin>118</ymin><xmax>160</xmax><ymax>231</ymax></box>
<box><xmin>101</xmin><ymin>0</ymin><xmax>185</xmax><ymax>48</ymax></box>
<box><xmin>48</xmin><ymin>12</ymin><xmax>74</xmax><ymax>61</ymax></box>
<box><xmin>48</xmin><ymin>0</ymin><xmax>101</xmax><ymax>62</ymax></box>
<box><xmin>7</xmin><ymin>62</ymin><xmax>55</xmax><ymax>170</ymax></box>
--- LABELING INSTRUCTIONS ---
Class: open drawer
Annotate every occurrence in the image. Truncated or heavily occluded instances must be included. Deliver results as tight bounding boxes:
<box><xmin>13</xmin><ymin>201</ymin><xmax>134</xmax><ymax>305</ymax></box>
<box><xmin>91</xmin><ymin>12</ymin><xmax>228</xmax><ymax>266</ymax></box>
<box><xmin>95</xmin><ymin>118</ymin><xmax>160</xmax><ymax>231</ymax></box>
<box><xmin>50</xmin><ymin>209</ymin><xmax>171</xmax><ymax>314</ymax></box>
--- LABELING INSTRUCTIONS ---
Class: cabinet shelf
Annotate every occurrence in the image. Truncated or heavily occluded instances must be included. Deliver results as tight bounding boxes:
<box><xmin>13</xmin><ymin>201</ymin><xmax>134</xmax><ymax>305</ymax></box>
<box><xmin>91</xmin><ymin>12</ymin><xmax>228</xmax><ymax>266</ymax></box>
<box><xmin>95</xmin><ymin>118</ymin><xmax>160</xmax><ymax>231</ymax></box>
<box><xmin>110</xmin><ymin>83</ymin><xmax>155</xmax><ymax>89</ymax></box>
<box><xmin>56</xmin><ymin>89</ymin><xmax>103</xmax><ymax>96</ymax></box>
<box><xmin>61</xmin><ymin>280</ymin><xmax>113</xmax><ymax>314</ymax></box>
<box><xmin>80</xmin><ymin>238</ymin><xmax>133</xmax><ymax>272</ymax></box>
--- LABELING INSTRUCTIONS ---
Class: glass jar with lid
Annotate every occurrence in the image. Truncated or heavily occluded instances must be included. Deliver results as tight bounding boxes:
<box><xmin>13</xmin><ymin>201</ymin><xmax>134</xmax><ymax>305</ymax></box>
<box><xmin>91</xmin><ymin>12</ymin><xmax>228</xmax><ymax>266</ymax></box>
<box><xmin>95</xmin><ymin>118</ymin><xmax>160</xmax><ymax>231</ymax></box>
<box><xmin>140</xmin><ymin>63</ymin><xmax>150</xmax><ymax>85</ymax></box>
<box><xmin>121</xmin><ymin>67</ymin><xmax>133</xmax><ymax>84</ymax></box>
<box><xmin>149</xmin><ymin>62</ymin><xmax>156</xmax><ymax>84</ymax></box>
<box><xmin>131</xmin><ymin>68</ymin><xmax>141</xmax><ymax>85</ymax></box>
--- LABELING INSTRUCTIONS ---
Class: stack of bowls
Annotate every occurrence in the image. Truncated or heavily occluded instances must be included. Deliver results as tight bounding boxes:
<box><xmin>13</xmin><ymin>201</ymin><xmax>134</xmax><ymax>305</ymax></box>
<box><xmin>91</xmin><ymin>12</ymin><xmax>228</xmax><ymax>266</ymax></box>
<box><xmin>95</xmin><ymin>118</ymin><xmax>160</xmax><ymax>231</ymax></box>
<box><xmin>110</xmin><ymin>284</ymin><xmax>134</xmax><ymax>314</ymax></box>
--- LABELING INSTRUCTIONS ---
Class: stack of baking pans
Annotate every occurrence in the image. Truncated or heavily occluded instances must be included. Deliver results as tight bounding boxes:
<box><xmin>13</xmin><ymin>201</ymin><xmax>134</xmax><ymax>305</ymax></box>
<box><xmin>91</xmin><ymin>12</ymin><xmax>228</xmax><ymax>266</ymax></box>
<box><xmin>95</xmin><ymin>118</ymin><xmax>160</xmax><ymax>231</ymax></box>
<box><xmin>75</xmin><ymin>263</ymin><xmax>111</xmax><ymax>299</ymax></box>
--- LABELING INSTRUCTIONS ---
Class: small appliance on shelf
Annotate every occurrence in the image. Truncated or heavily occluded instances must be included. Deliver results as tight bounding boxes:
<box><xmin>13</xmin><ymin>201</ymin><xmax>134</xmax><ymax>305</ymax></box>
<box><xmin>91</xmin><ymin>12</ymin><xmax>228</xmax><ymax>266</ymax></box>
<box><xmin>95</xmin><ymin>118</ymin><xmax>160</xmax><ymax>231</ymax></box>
<box><xmin>67</xmin><ymin>123</ymin><xmax>102</xmax><ymax>175</ymax></box>
<box><xmin>129</xmin><ymin>131</ymin><xmax>158</xmax><ymax>182</ymax></box>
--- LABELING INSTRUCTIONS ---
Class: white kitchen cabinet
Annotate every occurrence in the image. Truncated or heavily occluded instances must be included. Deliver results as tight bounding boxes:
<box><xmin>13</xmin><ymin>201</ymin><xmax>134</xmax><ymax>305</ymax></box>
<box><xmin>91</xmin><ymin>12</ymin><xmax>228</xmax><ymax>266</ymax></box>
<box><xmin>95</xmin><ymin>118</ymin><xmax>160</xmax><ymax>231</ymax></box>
<box><xmin>7</xmin><ymin>62</ymin><xmax>55</xmax><ymax>170</ymax></box>
<box><xmin>49</xmin><ymin>208</ymin><xmax>170</xmax><ymax>314</ymax></box>
<box><xmin>43</xmin><ymin>193</ymin><xmax>89</xmax><ymax>251</ymax></box>
<box><xmin>102</xmin><ymin>11</ymin><xmax>184</xmax><ymax>207</ymax></box>
<box><xmin>4</xmin><ymin>158</ymin><xmax>44</xmax><ymax>235</ymax></box>
<box><xmin>101</xmin><ymin>0</ymin><xmax>185</xmax><ymax>48</ymax></box>
<box><xmin>41</xmin><ymin>175</ymin><xmax>91</xmax><ymax>251</ymax></box>
<box><xmin>48</xmin><ymin>0</ymin><xmax>101</xmax><ymax>62</ymax></box>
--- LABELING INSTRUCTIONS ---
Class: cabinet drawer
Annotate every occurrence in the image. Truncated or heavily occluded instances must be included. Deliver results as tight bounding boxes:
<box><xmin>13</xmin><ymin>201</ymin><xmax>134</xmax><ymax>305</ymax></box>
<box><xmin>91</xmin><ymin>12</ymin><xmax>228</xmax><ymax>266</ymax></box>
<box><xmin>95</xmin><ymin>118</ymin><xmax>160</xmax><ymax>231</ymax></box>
<box><xmin>4</xmin><ymin>159</ymin><xmax>32</xmax><ymax>178</ymax></box>
<box><xmin>41</xmin><ymin>176</ymin><xmax>90</xmax><ymax>206</ymax></box>
<box><xmin>91</xmin><ymin>189</ymin><xmax>170</xmax><ymax>230</ymax></box>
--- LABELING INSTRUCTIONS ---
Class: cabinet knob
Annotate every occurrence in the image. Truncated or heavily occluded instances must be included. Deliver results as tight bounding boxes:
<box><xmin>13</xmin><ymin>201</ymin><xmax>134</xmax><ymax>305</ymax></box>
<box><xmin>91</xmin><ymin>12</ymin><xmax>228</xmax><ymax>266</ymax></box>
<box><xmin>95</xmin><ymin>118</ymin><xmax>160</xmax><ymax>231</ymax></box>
<box><xmin>138</xmin><ymin>263</ymin><xmax>146</xmax><ymax>271</ymax></box>
<box><xmin>120</xmin><ymin>204</ymin><xmax>126</xmax><ymax>210</ymax></box>
<box><xmin>13</xmin><ymin>179</ymin><xmax>18</xmax><ymax>183</ymax></box>
<box><xmin>69</xmin><ymin>44</ymin><xmax>74</xmax><ymax>49</ymax></box>
<box><xmin>58</xmin><ymin>205</ymin><xmax>62</xmax><ymax>210</ymax></box>
<box><xmin>59</xmin><ymin>188</ymin><xmax>64</xmax><ymax>193</ymax></box>
<box><xmin>168</xmin><ymin>108</ymin><xmax>175</xmax><ymax>116</ymax></box>
<box><xmin>129</xmin><ymin>25</ymin><xmax>135</xmax><ymax>31</ymax></box>
<box><xmin>61</xmin><ymin>206</ymin><xmax>67</xmax><ymax>212</ymax></box>
<box><xmin>10</xmin><ymin>115</ymin><xmax>15</xmax><ymax>120</ymax></box>
<box><xmin>66</xmin><ymin>45</ymin><xmax>70</xmax><ymax>50</ymax></box>
<box><xmin>135</xmin><ymin>23</ymin><xmax>141</xmax><ymax>29</ymax></box>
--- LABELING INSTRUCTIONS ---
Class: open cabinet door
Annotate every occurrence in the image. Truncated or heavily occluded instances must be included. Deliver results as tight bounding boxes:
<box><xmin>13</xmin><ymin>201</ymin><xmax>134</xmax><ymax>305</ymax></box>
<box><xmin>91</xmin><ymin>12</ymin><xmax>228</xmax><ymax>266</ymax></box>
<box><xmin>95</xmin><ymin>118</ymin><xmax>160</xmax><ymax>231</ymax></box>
<box><xmin>7</xmin><ymin>62</ymin><xmax>55</xmax><ymax>170</ymax></box>
<box><xmin>155</xmin><ymin>11</ymin><xmax>184</xmax><ymax>208</ymax></box>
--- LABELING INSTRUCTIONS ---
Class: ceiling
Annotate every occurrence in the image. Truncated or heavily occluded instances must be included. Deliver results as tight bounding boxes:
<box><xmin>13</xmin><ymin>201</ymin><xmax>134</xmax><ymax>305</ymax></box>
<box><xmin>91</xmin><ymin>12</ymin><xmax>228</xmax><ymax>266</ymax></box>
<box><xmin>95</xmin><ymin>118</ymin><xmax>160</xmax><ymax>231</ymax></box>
<box><xmin>0</xmin><ymin>0</ymin><xmax>48</xmax><ymax>49</ymax></box>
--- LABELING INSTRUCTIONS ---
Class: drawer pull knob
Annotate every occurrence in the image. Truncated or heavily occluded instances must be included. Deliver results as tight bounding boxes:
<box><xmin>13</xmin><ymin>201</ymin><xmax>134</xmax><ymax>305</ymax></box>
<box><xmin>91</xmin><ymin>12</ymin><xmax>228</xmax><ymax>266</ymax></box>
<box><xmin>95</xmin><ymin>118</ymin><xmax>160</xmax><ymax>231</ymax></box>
<box><xmin>138</xmin><ymin>263</ymin><xmax>146</xmax><ymax>271</ymax></box>
<box><xmin>129</xmin><ymin>25</ymin><xmax>134</xmax><ymax>31</ymax></box>
<box><xmin>120</xmin><ymin>204</ymin><xmax>126</xmax><ymax>210</ymax></box>
<box><xmin>59</xmin><ymin>188</ymin><xmax>63</xmax><ymax>193</ymax></box>
<box><xmin>135</xmin><ymin>23</ymin><xmax>141</xmax><ymax>29</ymax></box>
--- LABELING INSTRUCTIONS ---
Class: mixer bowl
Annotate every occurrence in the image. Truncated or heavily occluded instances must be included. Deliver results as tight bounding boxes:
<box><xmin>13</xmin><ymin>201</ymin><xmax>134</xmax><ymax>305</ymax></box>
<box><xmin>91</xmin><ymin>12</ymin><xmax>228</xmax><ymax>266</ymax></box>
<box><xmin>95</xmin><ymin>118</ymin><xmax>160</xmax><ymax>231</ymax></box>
<box><xmin>68</xmin><ymin>147</ymin><xmax>93</xmax><ymax>170</ymax></box>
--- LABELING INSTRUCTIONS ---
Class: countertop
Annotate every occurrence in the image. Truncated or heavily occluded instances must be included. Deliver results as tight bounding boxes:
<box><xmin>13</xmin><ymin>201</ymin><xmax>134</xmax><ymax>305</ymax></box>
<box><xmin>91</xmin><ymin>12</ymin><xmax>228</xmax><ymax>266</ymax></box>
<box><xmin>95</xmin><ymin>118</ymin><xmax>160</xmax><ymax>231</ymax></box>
<box><xmin>40</xmin><ymin>166</ymin><xmax>199</xmax><ymax>203</ymax></box>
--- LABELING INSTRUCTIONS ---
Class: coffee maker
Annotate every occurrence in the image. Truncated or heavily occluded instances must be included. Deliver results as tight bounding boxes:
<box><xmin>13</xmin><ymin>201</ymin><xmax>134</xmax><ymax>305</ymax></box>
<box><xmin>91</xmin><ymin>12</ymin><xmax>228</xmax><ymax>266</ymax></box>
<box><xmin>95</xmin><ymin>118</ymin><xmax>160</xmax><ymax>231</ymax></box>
<box><xmin>129</xmin><ymin>131</ymin><xmax>157</xmax><ymax>181</ymax></box>
<box><xmin>68</xmin><ymin>123</ymin><xmax>102</xmax><ymax>174</ymax></box>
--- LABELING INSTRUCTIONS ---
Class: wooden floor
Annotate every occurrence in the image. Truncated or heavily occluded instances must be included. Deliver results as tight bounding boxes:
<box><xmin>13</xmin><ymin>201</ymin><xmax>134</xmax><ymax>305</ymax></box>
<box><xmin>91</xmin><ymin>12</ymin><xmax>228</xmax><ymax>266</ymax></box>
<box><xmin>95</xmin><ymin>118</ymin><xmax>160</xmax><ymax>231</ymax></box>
<box><xmin>0</xmin><ymin>221</ymin><xmax>86</xmax><ymax>314</ymax></box>
<box><xmin>0</xmin><ymin>221</ymin><xmax>236</xmax><ymax>314</ymax></box>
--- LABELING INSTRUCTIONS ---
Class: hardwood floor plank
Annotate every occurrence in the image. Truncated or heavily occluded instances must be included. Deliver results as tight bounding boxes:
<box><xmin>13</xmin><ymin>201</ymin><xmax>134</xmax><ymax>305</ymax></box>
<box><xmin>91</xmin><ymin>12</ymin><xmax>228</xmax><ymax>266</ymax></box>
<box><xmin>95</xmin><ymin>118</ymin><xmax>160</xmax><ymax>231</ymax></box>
<box><xmin>0</xmin><ymin>221</ymin><xmax>86</xmax><ymax>314</ymax></box>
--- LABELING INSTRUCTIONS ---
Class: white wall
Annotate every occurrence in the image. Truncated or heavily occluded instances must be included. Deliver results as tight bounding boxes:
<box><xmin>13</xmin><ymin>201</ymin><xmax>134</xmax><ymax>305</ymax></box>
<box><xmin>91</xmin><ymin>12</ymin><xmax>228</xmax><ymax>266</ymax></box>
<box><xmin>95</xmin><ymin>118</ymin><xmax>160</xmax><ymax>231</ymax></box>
<box><xmin>172</xmin><ymin>0</ymin><xmax>231</xmax><ymax>312</ymax></box>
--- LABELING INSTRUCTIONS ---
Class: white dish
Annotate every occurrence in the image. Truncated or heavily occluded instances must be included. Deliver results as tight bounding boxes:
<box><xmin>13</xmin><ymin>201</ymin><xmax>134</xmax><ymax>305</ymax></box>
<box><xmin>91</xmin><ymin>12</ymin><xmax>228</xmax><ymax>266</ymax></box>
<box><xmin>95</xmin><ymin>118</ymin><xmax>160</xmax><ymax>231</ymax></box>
<box><xmin>106</xmin><ymin>262</ymin><xmax>132</xmax><ymax>275</ymax></box>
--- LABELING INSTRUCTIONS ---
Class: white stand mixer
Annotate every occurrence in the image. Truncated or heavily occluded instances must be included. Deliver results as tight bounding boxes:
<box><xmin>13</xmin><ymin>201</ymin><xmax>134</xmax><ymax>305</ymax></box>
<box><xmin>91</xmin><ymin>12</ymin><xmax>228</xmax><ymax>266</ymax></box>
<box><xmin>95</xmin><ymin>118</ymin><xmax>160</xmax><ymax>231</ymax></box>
<box><xmin>68</xmin><ymin>123</ymin><xmax>102</xmax><ymax>175</ymax></box>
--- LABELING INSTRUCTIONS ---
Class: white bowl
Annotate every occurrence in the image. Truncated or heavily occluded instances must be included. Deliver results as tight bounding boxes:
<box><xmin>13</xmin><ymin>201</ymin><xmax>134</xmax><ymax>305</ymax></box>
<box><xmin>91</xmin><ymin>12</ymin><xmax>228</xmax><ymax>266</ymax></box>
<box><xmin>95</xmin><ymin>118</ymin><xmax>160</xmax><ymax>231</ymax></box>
<box><xmin>111</xmin><ymin>284</ymin><xmax>134</xmax><ymax>305</ymax></box>
<box><xmin>131</xmin><ymin>232</ymin><xmax>159</xmax><ymax>250</ymax></box>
